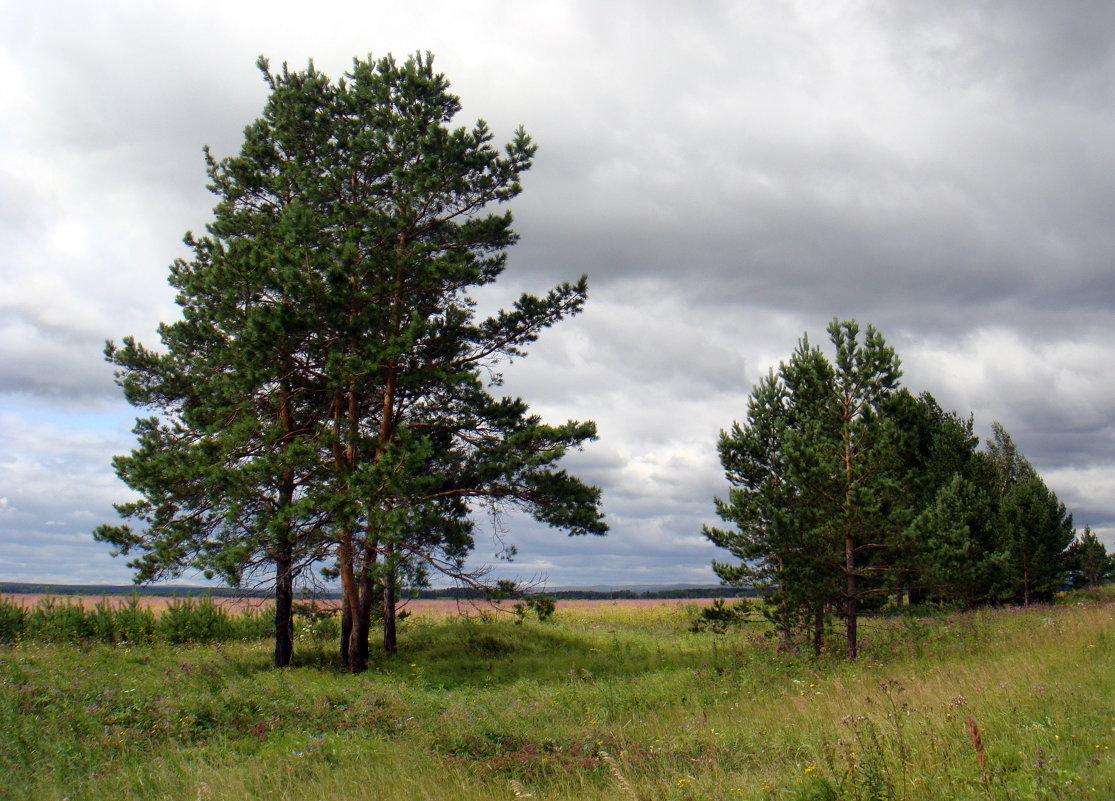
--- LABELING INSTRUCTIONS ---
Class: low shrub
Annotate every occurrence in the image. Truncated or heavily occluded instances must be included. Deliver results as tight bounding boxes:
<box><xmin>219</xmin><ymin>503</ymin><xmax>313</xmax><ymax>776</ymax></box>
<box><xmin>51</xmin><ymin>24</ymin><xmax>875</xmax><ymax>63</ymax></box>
<box><xmin>159</xmin><ymin>597</ymin><xmax>235</xmax><ymax>643</ymax></box>
<box><xmin>0</xmin><ymin>596</ymin><xmax>26</xmax><ymax>642</ymax></box>
<box><xmin>234</xmin><ymin>606</ymin><xmax>276</xmax><ymax>640</ymax></box>
<box><xmin>295</xmin><ymin>604</ymin><xmax>340</xmax><ymax>641</ymax></box>
<box><xmin>26</xmin><ymin>596</ymin><xmax>95</xmax><ymax>640</ymax></box>
<box><xmin>0</xmin><ymin>594</ymin><xmax>282</xmax><ymax>646</ymax></box>
<box><xmin>89</xmin><ymin>595</ymin><xmax>158</xmax><ymax>643</ymax></box>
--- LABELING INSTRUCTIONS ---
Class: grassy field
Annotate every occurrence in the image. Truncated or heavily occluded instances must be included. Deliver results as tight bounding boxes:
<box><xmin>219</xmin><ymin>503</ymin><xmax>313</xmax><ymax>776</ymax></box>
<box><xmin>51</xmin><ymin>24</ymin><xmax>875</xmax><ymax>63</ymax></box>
<box><xmin>1</xmin><ymin>594</ymin><xmax>1113</xmax><ymax>800</ymax></box>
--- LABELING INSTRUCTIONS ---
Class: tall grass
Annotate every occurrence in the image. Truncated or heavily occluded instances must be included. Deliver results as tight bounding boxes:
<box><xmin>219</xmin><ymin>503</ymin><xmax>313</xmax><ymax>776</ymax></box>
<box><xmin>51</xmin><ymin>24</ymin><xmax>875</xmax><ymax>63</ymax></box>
<box><xmin>1</xmin><ymin>593</ymin><xmax>1113</xmax><ymax>799</ymax></box>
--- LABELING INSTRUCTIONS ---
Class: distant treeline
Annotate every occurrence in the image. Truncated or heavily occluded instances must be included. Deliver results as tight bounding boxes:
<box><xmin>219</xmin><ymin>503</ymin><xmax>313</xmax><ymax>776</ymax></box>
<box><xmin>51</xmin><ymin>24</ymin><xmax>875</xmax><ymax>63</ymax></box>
<box><xmin>0</xmin><ymin>583</ymin><xmax>269</xmax><ymax>599</ymax></box>
<box><xmin>0</xmin><ymin>582</ymin><xmax>754</xmax><ymax>602</ymax></box>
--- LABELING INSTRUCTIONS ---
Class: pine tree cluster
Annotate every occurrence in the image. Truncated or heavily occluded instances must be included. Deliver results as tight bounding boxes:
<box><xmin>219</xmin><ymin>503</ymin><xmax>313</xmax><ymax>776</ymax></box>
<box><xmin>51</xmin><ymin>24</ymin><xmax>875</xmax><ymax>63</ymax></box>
<box><xmin>705</xmin><ymin>319</ymin><xmax>1097</xmax><ymax>658</ymax></box>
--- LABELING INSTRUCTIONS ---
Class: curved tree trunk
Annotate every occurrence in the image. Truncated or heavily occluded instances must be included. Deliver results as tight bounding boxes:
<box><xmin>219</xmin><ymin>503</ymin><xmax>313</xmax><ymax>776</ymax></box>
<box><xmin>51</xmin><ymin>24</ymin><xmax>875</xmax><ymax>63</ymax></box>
<box><xmin>337</xmin><ymin>528</ymin><xmax>365</xmax><ymax>671</ymax></box>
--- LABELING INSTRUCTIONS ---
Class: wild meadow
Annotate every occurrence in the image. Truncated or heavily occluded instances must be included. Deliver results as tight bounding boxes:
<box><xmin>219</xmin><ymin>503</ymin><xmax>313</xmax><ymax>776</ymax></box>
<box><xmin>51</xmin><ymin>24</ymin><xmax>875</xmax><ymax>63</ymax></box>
<box><xmin>1</xmin><ymin>592</ymin><xmax>1113</xmax><ymax>801</ymax></box>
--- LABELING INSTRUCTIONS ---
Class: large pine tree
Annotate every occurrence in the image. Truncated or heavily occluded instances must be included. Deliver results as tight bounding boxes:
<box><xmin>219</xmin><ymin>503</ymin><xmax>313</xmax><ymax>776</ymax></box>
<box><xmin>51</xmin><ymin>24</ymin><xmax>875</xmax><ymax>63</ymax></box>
<box><xmin>98</xmin><ymin>53</ymin><xmax>606</xmax><ymax>670</ymax></box>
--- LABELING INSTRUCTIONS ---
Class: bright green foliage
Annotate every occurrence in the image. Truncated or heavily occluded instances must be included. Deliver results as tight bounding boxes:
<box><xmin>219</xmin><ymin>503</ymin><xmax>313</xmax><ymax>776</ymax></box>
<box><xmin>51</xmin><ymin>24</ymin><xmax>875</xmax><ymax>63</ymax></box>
<box><xmin>0</xmin><ymin>595</ymin><xmax>271</xmax><ymax>644</ymax></box>
<box><xmin>97</xmin><ymin>53</ymin><xmax>605</xmax><ymax>670</ymax></box>
<box><xmin>158</xmin><ymin>597</ymin><xmax>236</xmax><ymax>643</ymax></box>
<box><xmin>0</xmin><ymin>598</ymin><xmax>25</xmax><ymax>643</ymax></box>
<box><xmin>89</xmin><ymin>596</ymin><xmax>159</xmax><ymax>643</ymax></box>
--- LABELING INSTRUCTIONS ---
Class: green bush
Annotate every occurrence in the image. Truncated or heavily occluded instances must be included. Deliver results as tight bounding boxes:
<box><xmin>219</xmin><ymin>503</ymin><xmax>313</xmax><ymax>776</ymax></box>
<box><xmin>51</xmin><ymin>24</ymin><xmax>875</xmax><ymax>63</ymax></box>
<box><xmin>0</xmin><ymin>596</ymin><xmax>26</xmax><ymax>642</ymax></box>
<box><xmin>88</xmin><ymin>597</ymin><xmax>117</xmax><ymax>642</ymax></box>
<box><xmin>234</xmin><ymin>606</ymin><xmax>276</xmax><ymax>640</ymax></box>
<box><xmin>0</xmin><ymin>594</ymin><xmax>279</xmax><ymax>645</ymax></box>
<box><xmin>158</xmin><ymin>597</ymin><xmax>234</xmax><ymax>643</ymax></box>
<box><xmin>87</xmin><ymin>595</ymin><xmax>158</xmax><ymax>643</ymax></box>
<box><xmin>296</xmin><ymin>612</ymin><xmax>340</xmax><ymax>641</ymax></box>
<box><xmin>26</xmin><ymin>596</ymin><xmax>95</xmax><ymax>640</ymax></box>
<box><xmin>114</xmin><ymin>595</ymin><xmax>159</xmax><ymax>642</ymax></box>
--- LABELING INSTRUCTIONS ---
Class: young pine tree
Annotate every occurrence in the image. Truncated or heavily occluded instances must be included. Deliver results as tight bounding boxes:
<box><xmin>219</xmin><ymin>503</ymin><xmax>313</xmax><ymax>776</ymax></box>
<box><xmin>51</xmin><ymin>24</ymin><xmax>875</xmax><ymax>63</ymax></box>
<box><xmin>707</xmin><ymin>320</ymin><xmax>901</xmax><ymax>658</ymax></box>
<box><xmin>1066</xmin><ymin>526</ymin><xmax>1113</xmax><ymax>588</ymax></box>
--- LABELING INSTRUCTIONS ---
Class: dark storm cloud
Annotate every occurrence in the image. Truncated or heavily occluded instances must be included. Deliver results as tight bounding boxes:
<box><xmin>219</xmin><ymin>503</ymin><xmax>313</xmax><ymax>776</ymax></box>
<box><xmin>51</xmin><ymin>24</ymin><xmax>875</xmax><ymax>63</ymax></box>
<box><xmin>518</xmin><ymin>92</ymin><xmax>1115</xmax><ymax>334</ymax></box>
<box><xmin>878</xmin><ymin>1</ymin><xmax>1115</xmax><ymax>99</ymax></box>
<box><xmin>504</xmin><ymin>0</ymin><xmax>1115</xmax><ymax>347</ymax></box>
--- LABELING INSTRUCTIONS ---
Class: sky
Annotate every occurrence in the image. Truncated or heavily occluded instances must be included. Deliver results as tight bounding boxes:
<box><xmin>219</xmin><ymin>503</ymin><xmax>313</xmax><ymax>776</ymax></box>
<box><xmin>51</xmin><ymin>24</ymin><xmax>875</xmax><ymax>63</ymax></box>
<box><xmin>2</xmin><ymin>0</ymin><xmax>1114</xmax><ymax>589</ymax></box>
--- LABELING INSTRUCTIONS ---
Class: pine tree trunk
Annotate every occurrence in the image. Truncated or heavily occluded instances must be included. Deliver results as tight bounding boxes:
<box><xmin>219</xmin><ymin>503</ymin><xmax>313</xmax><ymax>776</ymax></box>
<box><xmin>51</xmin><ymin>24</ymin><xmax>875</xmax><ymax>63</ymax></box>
<box><xmin>332</xmin><ymin>378</ymin><xmax>369</xmax><ymax>672</ymax></box>
<box><xmin>344</xmin><ymin>603</ymin><xmax>367</xmax><ymax>671</ymax></box>
<box><xmin>812</xmin><ymin>606</ymin><xmax>824</xmax><ymax>654</ymax></box>
<box><xmin>275</xmin><ymin>373</ymin><xmax>297</xmax><ymax>668</ymax></box>
<box><xmin>383</xmin><ymin>541</ymin><xmax>397</xmax><ymax>654</ymax></box>
<box><xmin>845</xmin><ymin>533</ymin><xmax>858</xmax><ymax>660</ymax></box>
<box><xmin>337</xmin><ymin>529</ymin><xmax>365</xmax><ymax>671</ymax></box>
<box><xmin>274</xmin><ymin>546</ymin><xmax>295</xmax><ymax>668</ymax></box>
<box><xmin>339</xmin><ymin>603</ymin><xmax>352</xmax><ymax>669</ymax></box>
<box><xmin>376</xmin><ymin>273</ymin><xmax>402</xmax><ymax>659</ymax></box>
<box><xmin>355</xmin><ymin>539</ymin><xmax>378</xmax><ymax>669</ymax></box>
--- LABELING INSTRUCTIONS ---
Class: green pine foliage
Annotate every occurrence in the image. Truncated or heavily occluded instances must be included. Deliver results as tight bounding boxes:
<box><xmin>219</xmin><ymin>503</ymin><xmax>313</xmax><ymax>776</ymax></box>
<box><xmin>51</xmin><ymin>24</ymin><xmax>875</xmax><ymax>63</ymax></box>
<box><xmin>706</xmin><ymin>319</ymin><xmax>1082</xmax><ymax>658</ymax></box>
<box><xmin>0</xmin><ymin>596</ymin><xmax>272</xmax><ymax>645</ymax></box>
<box><xmin>706</xmin><ymin>320</ymin><xmax>903</xmax><ymax>658</ymax></box>
<box><xmin>97</xmin><ymin>52</ymin><xmax>605</xmax><ymax>671</ymax></box>
<box><xmin>1067</xmin><ymin>526</ymin><xmax>1113</xmax><ymax>588</ymax></box>
<box><xmin>999</xmin><ymin>474</ymin><xmax>1074</xmax><ymax>605</ymax></box>
<box><xmin>906</xmin><ymin>474</ymin><xmax>1007</xmax><ymax>606</ymax></box>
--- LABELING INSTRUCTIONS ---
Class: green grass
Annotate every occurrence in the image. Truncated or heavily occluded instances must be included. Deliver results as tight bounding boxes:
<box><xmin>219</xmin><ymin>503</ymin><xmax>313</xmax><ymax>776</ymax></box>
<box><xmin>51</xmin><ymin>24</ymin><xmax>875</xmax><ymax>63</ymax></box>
<box><xmin>1</xmin><ymin>595</ymin><xmax>1114</xmax><ymax>799</ymax></box>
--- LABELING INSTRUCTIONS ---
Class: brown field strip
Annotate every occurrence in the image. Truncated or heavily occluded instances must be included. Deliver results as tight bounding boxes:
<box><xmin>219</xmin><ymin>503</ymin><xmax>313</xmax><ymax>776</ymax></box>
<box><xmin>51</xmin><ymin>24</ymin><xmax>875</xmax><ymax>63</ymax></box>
<box><xmin>2</xmin><ymin>593</ymin><xmax>712</xmax><ymax>617</ymax></box>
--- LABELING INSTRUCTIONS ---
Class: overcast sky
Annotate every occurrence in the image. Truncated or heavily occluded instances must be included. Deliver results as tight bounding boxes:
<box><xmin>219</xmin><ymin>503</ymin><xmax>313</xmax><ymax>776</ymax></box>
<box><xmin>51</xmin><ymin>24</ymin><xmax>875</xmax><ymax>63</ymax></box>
<box><xmin>2</xmin><ymin>0</ymin><xmax>1114</xmax><ymax>589</ymax></box>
